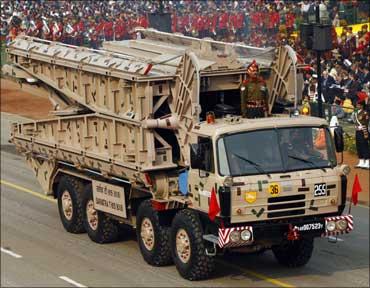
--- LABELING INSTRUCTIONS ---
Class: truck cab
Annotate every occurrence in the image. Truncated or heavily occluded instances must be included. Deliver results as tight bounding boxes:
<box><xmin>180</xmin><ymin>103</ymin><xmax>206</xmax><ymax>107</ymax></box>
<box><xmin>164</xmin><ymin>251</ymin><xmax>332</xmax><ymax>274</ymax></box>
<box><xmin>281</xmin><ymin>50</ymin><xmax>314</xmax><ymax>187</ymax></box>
<box><xmin>188</xmin><ymin>115</ymin><xmax>352</xmax><ymax>249</ymax></box>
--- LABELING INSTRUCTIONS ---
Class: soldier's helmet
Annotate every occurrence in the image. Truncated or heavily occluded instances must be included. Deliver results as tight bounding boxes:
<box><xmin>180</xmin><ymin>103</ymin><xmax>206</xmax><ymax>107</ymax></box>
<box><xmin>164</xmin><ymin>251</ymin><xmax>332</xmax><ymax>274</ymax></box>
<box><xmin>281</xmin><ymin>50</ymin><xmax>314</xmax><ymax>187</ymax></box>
<box><xmin>246</xmin><ymin>60</ymin><xmax>259</xmax><ymax>77</ymax></box>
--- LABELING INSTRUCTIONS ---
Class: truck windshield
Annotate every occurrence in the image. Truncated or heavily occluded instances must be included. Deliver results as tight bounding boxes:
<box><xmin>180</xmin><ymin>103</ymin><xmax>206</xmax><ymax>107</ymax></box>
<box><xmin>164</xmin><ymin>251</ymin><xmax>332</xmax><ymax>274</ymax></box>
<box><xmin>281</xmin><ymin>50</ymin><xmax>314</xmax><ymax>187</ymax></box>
<box><xmin>217</xmin><ymin>127</ymin><xmax>337</xmax><ymax>176</ymax></box>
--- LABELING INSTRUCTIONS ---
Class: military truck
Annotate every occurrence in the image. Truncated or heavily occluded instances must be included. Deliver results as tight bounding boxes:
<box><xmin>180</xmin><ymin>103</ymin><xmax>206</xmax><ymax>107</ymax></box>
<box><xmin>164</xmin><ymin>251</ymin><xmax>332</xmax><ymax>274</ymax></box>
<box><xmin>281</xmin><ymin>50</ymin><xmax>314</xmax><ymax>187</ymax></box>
<box><xmin>4</xmin><ymin>29</ymin><xmax>353</xmax><ymax>280</ymax></box>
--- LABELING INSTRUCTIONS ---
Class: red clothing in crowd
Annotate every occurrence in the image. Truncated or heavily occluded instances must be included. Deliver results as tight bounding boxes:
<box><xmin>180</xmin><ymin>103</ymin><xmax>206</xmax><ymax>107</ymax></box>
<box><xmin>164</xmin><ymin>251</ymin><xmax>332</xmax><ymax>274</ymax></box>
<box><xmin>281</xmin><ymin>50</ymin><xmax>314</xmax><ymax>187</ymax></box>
<box><xmin>193</xmin><ymin>14</ymin><xmax>204</xmax><ymax>33</ymax></box>
<box><xmin>114</xmin><ymin>18</ymin><xmax>126</xmax><ymax>40</ymax></box>
<box><xmin>137</xmin><ymin>15</ymin><xmax>148</xmax><ymax>29</ymax></box>
<box><xmin>104</xmin><ymin>20</ymin><xmax>114</xmax><ymax>39</ymax></box>
<box><xmin>171</xmin><ymin>13</ymin><xmax>177</xmax><ymax>33</ymax></box>
<box><xmin>235</xmin><ymin>12</ymin><xmax>244</xmax><ymax>30</ymax></box>
<box><xmin>218</xmin><ymin>12</ymin><xmax>229</xmax><ymax>30</ymax></box>
<box><xmin>95</xmin><ymin>20</ymin><xmax>105</xmax><ymax>39</ymax></box>
<box><xmin>9</xmin><ymin>26</ymin><xmax>19</xmax><ymax>40</ymax></box>
<box><xmin>51</xmin><ymin>22</ymin><xmax>63</xmax><ymax>41</ymax></box>
<box><xmin>286</xmin><ymin>12</ymin><xmax>295</xmax><ymax>29</ymax></box>
<box><xmin>250</xmin><ymin>11</ymin><xmax>263</xmax><ymax>29</ymax></box>
<box><xmin>229</xmin><ymin>13</ymin><xmax>237</xmax><ymax>32</ymax></box>
<box><xmin>209</xmin><ymin>14</ymin><xmax>217</xmax><ymax>35</ymax></box>
<box><xmin>74</xmin><ymin>20</ymin><xmax>84</xmax><ymax>42</ymax></box>
<box><xmin>269</xmin><ymin>11</ymin><xmax>280</xmax><ymax>29</ymax></box>
<box><xmin>179</xmin><ymin>15</ymin><xmax>190</xmax><ymax>34</ymax></box>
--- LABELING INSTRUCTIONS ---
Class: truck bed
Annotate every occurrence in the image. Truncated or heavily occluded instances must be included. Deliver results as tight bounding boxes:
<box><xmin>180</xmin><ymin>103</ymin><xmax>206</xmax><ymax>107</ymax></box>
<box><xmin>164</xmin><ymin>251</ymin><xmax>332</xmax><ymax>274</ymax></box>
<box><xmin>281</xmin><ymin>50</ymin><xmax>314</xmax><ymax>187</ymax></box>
<box><xmin>11</xmin><ymin>113</ymin><xmax>177</xmax><ymax>181</ymax></box>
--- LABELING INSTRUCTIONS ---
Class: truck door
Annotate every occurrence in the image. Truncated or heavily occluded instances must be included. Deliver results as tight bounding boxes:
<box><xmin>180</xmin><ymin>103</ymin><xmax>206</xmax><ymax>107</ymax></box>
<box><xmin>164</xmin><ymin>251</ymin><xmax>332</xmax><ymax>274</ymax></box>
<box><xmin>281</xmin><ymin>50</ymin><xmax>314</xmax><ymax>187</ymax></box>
<box><xmin>188</xmin><ymin>137</ymin><xmax>219</xmax><ymax>213</ymax></box>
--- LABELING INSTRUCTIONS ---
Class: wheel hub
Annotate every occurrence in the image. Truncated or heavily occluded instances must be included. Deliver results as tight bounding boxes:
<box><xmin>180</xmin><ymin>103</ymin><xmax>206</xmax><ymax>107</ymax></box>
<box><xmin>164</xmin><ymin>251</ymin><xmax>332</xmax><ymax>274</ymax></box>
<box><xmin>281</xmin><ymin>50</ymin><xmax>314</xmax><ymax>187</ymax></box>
<box><xmin>176</xmin><ymin>228</ymin><xmax>191</xmax><ymax>263</ymax></box>
<box><xmin>140</xmin><ymin>217</ymin><xmax>155</xmax><ymax>251</ymax></box>
<box><xmin>86</xmin><ymin>199</ymin><xmax>98</xmax><ymax>231</ymax></box>
<box><xmin>61</xmin><ymin>190</ymin><xmax>73</xmax><ymax>220</ymax></box>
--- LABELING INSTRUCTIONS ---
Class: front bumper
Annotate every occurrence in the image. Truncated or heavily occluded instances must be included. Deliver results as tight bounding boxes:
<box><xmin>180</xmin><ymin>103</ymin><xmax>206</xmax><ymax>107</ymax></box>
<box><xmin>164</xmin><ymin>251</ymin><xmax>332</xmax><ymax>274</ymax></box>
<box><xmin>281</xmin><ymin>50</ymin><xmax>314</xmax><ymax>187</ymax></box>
<box><xmin>217</xmin><ymin>214</ymin><xmax>353</xmax><ymax>248</ymax></box>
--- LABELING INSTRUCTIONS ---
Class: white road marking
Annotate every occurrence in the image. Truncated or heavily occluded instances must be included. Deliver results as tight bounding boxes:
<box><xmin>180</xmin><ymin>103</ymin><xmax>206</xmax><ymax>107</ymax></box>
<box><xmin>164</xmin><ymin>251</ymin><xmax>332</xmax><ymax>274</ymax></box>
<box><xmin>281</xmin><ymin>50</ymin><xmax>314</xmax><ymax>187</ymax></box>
<box><xmin>1</xmin><ymin>247</ymin><xmax>22</xmax><ymax>258</ymax></box>
<box><xmin>59</xmin><ymin>276</ymin><xmax>87</xmax><ymax>288</ymax></box>
<box><xmin>327</xmin><ymin>236</ymin><xmax>344</xmax><ymax>242</ymax></box>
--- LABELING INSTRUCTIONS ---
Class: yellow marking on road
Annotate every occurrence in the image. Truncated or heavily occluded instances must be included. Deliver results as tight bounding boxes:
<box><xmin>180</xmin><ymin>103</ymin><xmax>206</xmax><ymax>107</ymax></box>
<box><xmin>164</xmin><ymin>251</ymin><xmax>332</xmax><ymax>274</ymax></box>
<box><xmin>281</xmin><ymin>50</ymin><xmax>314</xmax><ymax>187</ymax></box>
<box><xmin>0</xmin><ymin>179</ymin><xmax>56</xmax><ymax>203</ymax></box>
<box><xmin>218</xmin><ymin>260</ymin><xmax>295</xmax><ymax>288</ymax></box>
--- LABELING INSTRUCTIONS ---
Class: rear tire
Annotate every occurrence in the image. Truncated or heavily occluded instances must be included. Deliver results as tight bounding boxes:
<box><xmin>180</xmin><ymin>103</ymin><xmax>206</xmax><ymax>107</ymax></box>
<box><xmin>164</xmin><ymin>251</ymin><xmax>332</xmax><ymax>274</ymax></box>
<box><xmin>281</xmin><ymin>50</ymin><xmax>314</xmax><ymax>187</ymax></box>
<box><xmin>171</xmin><ymin>209</ymin><xmax>215</xmax><ymax>280</ymax></box>
<box><xmin>272</xmin><ymin>237</ymin><xmax>314</xmax><ymax>267</ymax></box>
<box><xmin>82</xmin><ymin>184</ymin><xmax>119</xmax><ymax>244</ymax></box>
<box><xmin>57</xmin><ymin>175</ymin><xmax>85</xmax><ymax>234</ymax></box>
<box><xmin>136</xmin><ymin>200</ymin><xmax>172</xmax><ymax>266</ymax></box>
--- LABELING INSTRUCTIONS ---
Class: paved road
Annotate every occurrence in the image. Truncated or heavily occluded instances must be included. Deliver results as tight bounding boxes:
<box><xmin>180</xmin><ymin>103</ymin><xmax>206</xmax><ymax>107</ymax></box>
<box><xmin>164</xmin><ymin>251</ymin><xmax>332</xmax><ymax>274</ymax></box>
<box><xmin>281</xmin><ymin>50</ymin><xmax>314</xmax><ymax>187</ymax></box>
<box><xmin>1</xmin><ymin>112</ymin><xmax>369</xmax><ymax>287</ymax></box>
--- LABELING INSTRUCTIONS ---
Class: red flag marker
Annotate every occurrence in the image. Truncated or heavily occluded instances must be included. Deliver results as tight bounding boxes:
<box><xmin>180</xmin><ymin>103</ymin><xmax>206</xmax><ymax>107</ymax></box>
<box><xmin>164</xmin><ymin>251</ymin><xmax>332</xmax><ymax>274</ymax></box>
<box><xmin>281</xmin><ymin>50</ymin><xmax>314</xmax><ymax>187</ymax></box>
<box><xmin>351</xmin><ymin>174</ymin><xmax>362</xmax><ymax>206</ymax></box>
<box><xmin>208</xmin><ymin>187</ymin><xmax>220</xmax><ymax>221</ymax></box>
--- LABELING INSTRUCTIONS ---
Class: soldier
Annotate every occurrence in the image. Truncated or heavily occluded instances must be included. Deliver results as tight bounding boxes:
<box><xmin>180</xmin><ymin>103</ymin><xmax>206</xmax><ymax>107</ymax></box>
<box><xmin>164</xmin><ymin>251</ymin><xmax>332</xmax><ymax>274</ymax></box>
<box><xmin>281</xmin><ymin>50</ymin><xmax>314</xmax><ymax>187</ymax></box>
<box><xmin>217</xmin><ymin>7</ymin><xmax>229</xmax><ymax>41</ymax></box>
<box><xmin>51</xmin><ymin>15</ymin><xmax>63</xmax><ymax>42</ymax></box>
<box><xmin>240</xmin><ymin>60</ymin><xmax>268</xmax><ymax>118</ymax></box>
<box><xmin>171</xmin><ymin>9</ymin><xmax>178</xmax><ymax>33</ymax></box>
<box><xmin>354</xmin><ymin>93</ymin><xmax>370</xmax><ymax>169</ymax></box>
<box><xmin>95</xmin><ymin>16</ymin><xmax>105</xmax><ymax>46</ymax></box>
<box><xmin>88</xmin><ymin>18</ymin><xmax>99</xmax><ymax>49</ymax></box>
<box><xmin>137</xmin><ymin>12</ymin><xmax>148</xmax><ymax>29</ymax></box>
<box><xmin>41</xmin><ymin>16</ymin><xmax>52</xmax><ymax>41</ymax></box>
<box><xmin>201</xmin><ymin>12</ymin><xmax>210</xmax><ymax>38</ymax></box>
<box><xmin>235</xmin><ymin>9</ymin><xmax>245</xmax><ymax>41</ymax></box>
<box><xmin>114</xmin><ymin>13</ymin><xmax>126</xmax><ymax>41</ymax></box>
<box><xmin>104</xmin><ymin>15</ymin><xmax>114</xmax><ymax>41</ymax></box>
<box><xmin>77</xmin><ymin>17</ymin><xmax>85</xmax><ymax>46</ymax></box>
<box><xmin>191</xmin><ymin>12</ymin><xmax>201</xmax><ymax>38</ymax></box>
<box><xmin>7</xmin><ymin>14</ymin><xmax>22</xmax><ymax>42</ymax></box>
<box><xmin>209</xmin><ymin>10</ymin><xmax>218</xmax><ymax>38</ymax></box>
<box><xmin>179</xmin><ymin>11</ymin><xmax>190</xmax><ymax>36</ymax></box>
<box><xmin>63</xmin><ymin>16</ymin><xmax>74</xmax><ymax>45</ymax></box>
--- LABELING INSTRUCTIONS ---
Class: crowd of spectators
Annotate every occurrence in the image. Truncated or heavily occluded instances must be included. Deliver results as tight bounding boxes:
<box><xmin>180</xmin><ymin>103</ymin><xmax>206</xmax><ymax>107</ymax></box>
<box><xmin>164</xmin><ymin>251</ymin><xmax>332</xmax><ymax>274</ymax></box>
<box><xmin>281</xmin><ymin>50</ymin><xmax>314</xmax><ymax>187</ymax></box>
<box><xmin>299</xmin><ymin>23</ymin><xmax>369</xmax><ymax>119</ymax></box>
<box><xmin>1</xmin><ymin>1</ymin><xmax>369</xmax><ymax>47</ymax></box>
<box><xmin>1</xmin><ymin>0</ymin><xmax>369</xmax><ymax>113</ymax></box>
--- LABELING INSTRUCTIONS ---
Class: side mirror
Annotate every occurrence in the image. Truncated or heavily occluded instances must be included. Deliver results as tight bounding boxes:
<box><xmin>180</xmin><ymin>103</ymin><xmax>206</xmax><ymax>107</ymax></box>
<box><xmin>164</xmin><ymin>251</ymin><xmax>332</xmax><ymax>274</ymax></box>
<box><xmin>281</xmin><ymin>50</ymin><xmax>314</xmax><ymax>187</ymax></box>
<box><xmin>190</xmin><ymin>143</ymin><xmax>204</xmax><ymax>170</ymax></box>
<box><xmin>190</xmin><ymin>139</ymin><xmax>213</xmax><ymax>173</ymax></box>
<box><xmin>334</xmin><ymin>126</ymin><xmax>344</xmax><ymax>153</ymax></box>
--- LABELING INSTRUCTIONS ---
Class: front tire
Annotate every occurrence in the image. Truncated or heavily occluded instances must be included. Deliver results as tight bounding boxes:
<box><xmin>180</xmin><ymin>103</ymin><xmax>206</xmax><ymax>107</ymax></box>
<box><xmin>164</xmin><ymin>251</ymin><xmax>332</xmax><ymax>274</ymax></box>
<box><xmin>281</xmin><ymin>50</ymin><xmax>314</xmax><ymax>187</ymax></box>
<box><xmin>82</xmin><ymin>185</ymin><xmax>119</xmax><ymax>244</ymax></box>
<box><xmin>272</xmin><ymin>237</ymin><xmax>314</xmax><ymax>267</ymax></box>
<box><xmin>57</xmin><ymin>175</ymin><xmax>85</xmax><ymax>234</ymax></box>
<box><xmin>136</xmin><ymin>200</ymin><xmax>172</xmax><ymax>266</ymax></box>
<box><xmin>171</xmin><ymin>209</ymin><xmax>215</xmax><ymax>281</ymax></box>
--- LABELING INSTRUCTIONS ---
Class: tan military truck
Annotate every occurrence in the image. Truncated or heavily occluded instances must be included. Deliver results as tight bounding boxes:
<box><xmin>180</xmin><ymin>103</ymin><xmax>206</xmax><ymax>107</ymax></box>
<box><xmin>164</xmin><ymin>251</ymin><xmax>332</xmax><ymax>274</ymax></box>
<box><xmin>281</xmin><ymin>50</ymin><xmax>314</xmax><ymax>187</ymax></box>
<box><xmin>4</xmin><ymin>29</ymin><xmax>353</xmax><ymax>280</ymax></box>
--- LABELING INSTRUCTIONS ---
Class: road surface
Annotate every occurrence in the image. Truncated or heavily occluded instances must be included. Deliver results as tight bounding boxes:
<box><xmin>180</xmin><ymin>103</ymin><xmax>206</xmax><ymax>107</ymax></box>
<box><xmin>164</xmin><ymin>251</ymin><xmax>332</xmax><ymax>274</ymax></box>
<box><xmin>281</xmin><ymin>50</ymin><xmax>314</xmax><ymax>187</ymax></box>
<box><xmin>1</xmin><ymin>112</ymin><xmax>369</xmax><ymax>287</ymax></box>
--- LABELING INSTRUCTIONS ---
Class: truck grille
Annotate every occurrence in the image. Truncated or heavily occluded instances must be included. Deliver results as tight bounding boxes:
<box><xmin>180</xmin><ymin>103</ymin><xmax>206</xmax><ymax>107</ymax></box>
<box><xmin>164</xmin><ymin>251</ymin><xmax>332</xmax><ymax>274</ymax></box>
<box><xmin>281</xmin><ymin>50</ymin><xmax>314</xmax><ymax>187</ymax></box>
<box><xmin>267</xmin><ymin>194</ymin><xmax>306</xmax><ymax>218</ymax></box>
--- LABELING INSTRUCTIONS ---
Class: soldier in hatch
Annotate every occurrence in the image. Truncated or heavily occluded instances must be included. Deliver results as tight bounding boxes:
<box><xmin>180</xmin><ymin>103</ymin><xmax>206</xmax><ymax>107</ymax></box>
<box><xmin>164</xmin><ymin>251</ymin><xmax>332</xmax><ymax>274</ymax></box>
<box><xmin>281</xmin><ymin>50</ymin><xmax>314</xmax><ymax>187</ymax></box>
<box><xmin>240</xmin><ymin>60</ymin><xmax>268</xmax><ymax>118</ymax></box>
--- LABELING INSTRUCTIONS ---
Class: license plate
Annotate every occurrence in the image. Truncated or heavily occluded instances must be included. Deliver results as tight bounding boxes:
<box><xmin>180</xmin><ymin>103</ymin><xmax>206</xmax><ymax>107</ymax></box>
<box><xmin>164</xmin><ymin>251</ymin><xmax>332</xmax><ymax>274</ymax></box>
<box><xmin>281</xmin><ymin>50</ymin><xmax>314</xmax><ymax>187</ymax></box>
<box><xmin>294</xmin><ymin>222</ymin><xmax>325</xmax><ymax>232</ymax></box>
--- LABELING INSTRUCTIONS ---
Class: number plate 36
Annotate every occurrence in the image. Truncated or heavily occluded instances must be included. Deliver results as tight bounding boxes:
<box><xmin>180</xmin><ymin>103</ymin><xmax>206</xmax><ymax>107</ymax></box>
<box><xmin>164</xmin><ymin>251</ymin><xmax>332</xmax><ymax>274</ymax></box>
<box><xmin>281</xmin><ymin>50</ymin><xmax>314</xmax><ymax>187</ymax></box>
<box><xmin>268</xmin><ymin>183</ymin><xmax>280</xmax><ymax>197</ymax></box>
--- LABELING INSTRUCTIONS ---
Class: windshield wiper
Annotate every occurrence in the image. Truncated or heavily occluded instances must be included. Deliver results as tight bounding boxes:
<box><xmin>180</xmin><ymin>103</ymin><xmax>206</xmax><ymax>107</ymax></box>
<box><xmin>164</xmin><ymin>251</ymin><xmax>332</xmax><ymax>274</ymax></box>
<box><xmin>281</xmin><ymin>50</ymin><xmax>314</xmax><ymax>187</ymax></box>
<box><xmin>232</xmin><ymin>153</ymin><xmax>271</xmax><ymax>177</ymax></box>
<box><xmin>287</xmin><ymin>154</ymin><xmax>326</xmax><ymax>171</ymax></box>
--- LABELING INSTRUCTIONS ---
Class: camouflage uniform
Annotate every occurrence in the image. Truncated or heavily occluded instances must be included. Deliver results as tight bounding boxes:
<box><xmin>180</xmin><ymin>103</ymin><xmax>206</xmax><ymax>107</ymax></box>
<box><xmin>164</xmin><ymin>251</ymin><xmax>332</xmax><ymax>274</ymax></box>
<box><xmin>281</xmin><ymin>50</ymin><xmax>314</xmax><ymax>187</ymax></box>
<box><xmin>240</xmin><ymin>60</ymin><xmax>268</xmax><ymax>118</ymax></box>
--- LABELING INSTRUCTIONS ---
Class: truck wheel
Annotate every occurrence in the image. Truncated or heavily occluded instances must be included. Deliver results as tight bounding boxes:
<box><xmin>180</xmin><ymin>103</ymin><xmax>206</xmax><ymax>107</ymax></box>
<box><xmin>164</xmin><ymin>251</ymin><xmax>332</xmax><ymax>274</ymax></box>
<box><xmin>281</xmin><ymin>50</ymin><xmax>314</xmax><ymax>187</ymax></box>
<box><xmin>57</xmin><ymin>175</ymin><xmax>85</xmax><ymax>234</ymax></box>
<box><xmin>136</xmin><ymin>200</ymin><xmax>172</xmax><ymax>266</ymax></box>
<box><xmin>272</xmin><ymin>237</ymin><xmax>314</xmax><ymax>267</ymax></box>
<box><xmin>82</xmin><ymin>185</ymin><xmax>119</xmax><ymax>244</ymax></box>
<box><xmin>171</xmin><ymin>209</ymin><xmax>215</xmax><ymax>281</ymax></box>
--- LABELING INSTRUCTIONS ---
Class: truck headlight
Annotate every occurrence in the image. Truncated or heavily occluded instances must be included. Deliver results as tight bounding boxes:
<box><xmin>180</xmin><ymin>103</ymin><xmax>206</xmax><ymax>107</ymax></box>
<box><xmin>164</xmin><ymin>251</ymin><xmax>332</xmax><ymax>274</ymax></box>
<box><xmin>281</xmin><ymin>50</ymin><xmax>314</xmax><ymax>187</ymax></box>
<box><xmin>336</xmin><ymin>219</ymin><xmax>348</xmax><ymax>230</ymax></box>
<box><xmin>326</xmin><ymin>221</ymin><xmax>336</xmax><ymax>232</ymax></box>
<box><xmin>240</xmin><ymin>229</ymin><xmax>252</xmax><ymax>241</ymax></box>
<box><xmin>230</xmin><ymin>230</ymin><xmax>240</xmax><ymax>242</ymax></box>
